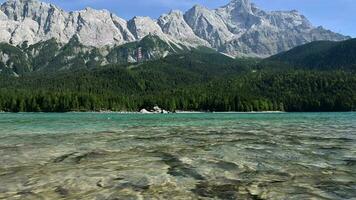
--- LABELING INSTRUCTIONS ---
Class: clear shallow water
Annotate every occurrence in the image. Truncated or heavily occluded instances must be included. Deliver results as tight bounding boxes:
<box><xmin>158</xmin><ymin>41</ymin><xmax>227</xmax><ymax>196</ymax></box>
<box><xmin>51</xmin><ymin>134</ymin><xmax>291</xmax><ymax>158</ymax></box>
<box><xmin>0</xmin><ymin>112</ymin><xmax>355</xmax><ymax>200</ymax></box>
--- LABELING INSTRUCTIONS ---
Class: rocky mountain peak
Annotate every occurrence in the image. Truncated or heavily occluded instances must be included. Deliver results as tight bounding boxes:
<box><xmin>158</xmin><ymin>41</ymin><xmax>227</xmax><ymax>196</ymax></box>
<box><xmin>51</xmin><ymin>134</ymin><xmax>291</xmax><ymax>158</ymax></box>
<box><xmin>215</xmin><ymin>0</ymin><xmax>260</xmax><ymax>32</ymax></box>
<box><xmin>158</xmin><ymin>9</ymin><xmax>210</xmax><ymax>47</ymax></box>
<box><xmin>8</xmin><ymin>0</ymin><xmax>38</xmax><ymax>2</ymax></box>
<box><xmin>0</xmin><ymin>0</ymin><xmax>350</xmax><ymax>58</ymax></box>
<box><xmin>184</xmin><ymin>4</ymin><xmax>234</xmax><ymax>47</ymax></box>
<box><xmin>225</xmin><ymin>0</ymin><xmax>253</xmax><ymax>12</ymax></box>
<box><xmin>128</xmin><ymin>16</ymin><xmax>166</xmax><ymax>40</ymax></box>
<box><xmin>81</xmin><ymin>6</ymin><xmax>110</xmax><ymax>14</ymax></box>
<box><xmin>3</xmin><ymin>0</ymin><xmax>39</xmax><ymax>5</ymax></box>
<box><xmin>159</xmin><ymin>10</ymin><xmax>184</xmax><ymax>24</ymax></box>
<box><xmin>1</xmin><ymin>0</ymin><xmax>52</xmax><ymax>20</ymax></box>
<box><xmin>168</xmin><ymin>9</ymin><xmax>182</xmax><ymax>16</ymax></box>
<box><xmin>187</xmin><ymin>4</ymin><xmax>212</xmax><ymax>15</ymax></box>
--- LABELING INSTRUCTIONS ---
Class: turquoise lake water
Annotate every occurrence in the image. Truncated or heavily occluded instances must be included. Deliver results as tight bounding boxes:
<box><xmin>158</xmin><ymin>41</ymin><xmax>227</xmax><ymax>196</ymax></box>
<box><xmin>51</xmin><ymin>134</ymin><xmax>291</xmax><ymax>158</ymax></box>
<box><xmin>0</xmin><ymin>112</ymin><xmax>355</xmax><ymax>199</ymax></box>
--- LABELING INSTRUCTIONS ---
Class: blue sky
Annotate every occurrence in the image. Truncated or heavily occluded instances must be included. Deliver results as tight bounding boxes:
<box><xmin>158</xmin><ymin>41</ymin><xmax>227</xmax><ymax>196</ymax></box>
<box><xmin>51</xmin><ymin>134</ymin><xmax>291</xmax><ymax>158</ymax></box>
<box><xmin>1</xmin><ymin>0</ymin><xmax>355</xmax><ymax>37</ymax></box>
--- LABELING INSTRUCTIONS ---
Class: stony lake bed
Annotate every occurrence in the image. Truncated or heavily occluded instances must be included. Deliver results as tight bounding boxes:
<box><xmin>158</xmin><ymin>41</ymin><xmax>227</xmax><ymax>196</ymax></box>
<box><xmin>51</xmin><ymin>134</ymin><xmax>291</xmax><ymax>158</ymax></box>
<box><xmin>0</xmin><ymin>113</ymin><xmax>355</xmax><ymax>200</ymax></box>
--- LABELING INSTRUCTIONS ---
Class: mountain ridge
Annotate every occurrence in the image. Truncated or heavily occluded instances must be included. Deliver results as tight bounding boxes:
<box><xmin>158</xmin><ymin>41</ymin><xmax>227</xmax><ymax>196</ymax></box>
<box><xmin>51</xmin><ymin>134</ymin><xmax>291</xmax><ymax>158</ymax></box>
<box><xmin>0</xmin><ymin>34</ymin><xmax>190</xmax><ymax>76</ymax></box>
<box><xmin>0</xmin><ymin>0</ymin><xmax>350</xmax><ymax>57</ymax></box>
<box><xmin>265</xmin><ymin>38</ymin><xmax>356</xmax><ymax>70</ymax></box>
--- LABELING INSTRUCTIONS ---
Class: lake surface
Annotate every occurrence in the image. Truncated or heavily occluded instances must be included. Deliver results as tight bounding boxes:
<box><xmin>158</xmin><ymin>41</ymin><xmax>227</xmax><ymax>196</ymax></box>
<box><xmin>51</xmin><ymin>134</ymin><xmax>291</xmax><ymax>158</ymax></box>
<box><xmin>0</xmin><ymin>113</ymin><xmax>355</xmax><ymax>200</ymax></box>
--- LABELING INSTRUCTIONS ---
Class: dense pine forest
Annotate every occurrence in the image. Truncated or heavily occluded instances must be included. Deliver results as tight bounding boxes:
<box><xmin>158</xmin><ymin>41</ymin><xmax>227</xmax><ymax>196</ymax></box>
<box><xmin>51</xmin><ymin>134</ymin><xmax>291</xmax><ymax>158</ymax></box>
<box><xmin>0</xmin><ymin>46</ymin><xmax>355</xmax><ymax>112</ymax></box>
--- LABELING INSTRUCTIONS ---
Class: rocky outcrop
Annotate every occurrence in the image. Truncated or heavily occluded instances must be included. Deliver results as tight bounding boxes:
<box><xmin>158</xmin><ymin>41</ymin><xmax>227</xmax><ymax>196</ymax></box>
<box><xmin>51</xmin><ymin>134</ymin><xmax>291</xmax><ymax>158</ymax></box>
<box><xmin>140</xmin><ymin>106</ymin><xmax>169</xmax><ymax>114</ymax></box>
<box><xmin>184</xmin><ymin>5</ymin><xmax>234</xmax><ymax>48</ymax></box>
<box><xmin>128</xmin><ymin>16</ymin><xmax>165</xmax><ymax>40</ymax></box>
<box><xmin>158</xmin><ymin>10</ymin><xmax>210</xmax><ymax>47</ymax></box>
<box><xmin>0</xmin><ymin>0</ymin><xmax>350</xmax><ymax>57</ymax></box>
<box><xmin>0</xmin><ymin>10</ymin><xmax>7</xmax><ymax>20</ymax></box>
<box><xmin>213</xmin><ymin>0</ymin><xmax>347</xmax><ymax>57</ymax></box>
<box><xmin>74</xmin><ymin>8</ymin><xmax>136</xmax><ymax>46</ymax></box>
<box><xmin>0</xmin><ymin>0</ymin><xmax>136</xmax><ymax>46</ymax></box>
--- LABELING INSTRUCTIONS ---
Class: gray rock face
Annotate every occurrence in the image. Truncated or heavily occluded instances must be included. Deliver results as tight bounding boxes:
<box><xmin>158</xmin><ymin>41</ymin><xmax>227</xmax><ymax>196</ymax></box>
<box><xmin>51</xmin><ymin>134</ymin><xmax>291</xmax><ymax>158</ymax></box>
<box><xmin>157</xmin><ymin>10</ymin><xmax>210</xmax><ymax>47</ymax></box>
<box><xmin>184</xmin><ymin>5</ymin><xmax>234</xmax><ymax>48</ymax></box>
<box><xmin>0</xmin><ymin>10</ymin><xmax>7</xmax><ymax>20</ymax></box>
<box><xmin>1</xmin><ymin>0</ymin><xmax>68</xmax><ymax>44</ymax></box>
<box><xmin>215</xmin><ymin>0</ymin><xmax>259</xmax><ymax>35</ymax></box>
<box><xmin>74</xmin><ymin>8</ymin><xmax>136</xmax><ymax>46</ymax></box>
<box><xmin>0</xmin><ymin>0</ymin><xmax>135</xmax><ymax>46</ymax></box>
<box><xmin>128</xmin><ymin>16</ymin><xmax>166</xmax><ymax>40</ymax></box>
<box><xmin>0</xmin><ymin>0</ymin><xmax>350</xmax><ymax>57</ymax></box>
<box><xmin>0</xmin><ymin>9</ymin><xmax>13</xmax><ymax>42</ymax></box>
<box><xmin>213</xmin><ymin>0</ymin><xmax>347</xmax><ymax>57</ymax></box>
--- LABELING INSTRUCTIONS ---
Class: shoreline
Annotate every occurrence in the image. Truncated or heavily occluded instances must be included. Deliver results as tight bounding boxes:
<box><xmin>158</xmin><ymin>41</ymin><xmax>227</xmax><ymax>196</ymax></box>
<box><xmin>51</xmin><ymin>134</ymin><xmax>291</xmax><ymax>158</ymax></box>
<box><xmin>0</xmin><ymin>110</ymin><xmax>286</xmax><ymax>114</ymax></box>
<box><xmin>1</xmin><ymin>111</ymin><xmax>355</xmax><ymax>114</ymax></box>
<box><xmin>0</xmin><ymin>110</ymin><xmax>285</xmax><ymax>114</ymax></box>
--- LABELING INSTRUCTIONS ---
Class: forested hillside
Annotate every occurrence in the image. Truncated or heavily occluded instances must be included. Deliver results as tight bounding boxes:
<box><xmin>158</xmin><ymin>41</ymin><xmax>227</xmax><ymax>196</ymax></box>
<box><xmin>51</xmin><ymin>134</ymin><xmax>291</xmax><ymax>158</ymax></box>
<box><xmin>0</xmin><ymin>49</ymin><xmax>355</xmax><ymax>112</ymax></box>
<box><xmin>0</xmin><ymin>35</ymin><xmax>186</xmax><ymax>76</ymax></box>
<box><xmin>265</xmin><ymin>39</ymin><xmax>356</xmax><ymax>70</ymax></box>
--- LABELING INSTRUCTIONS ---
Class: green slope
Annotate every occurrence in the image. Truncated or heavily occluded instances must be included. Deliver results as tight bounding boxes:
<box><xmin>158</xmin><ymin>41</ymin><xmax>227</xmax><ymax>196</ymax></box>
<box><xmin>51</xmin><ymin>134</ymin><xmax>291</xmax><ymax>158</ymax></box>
<box><xmin>1</xmin><ymin>37</ymin><xmax>356</xmax><ymax>112</ymax></box>
<box><xmin>0</xmin><ymin>43</ymin><xmax>31</xmax><ymax>76</ymax></box>
<box><xmin>265</xmin><ymin>38</ymin><xmax>356</xmax><ymax>70</ymax></box>
<box><xmin>0</xmin><ymin>35</ymin><xmax>196</xmax><ymax>76</ymax></box>
<box><xmin>0</xmin><ymin>49</ymin><xmax>355</xmax><ymax>112</ymax></box>
<box><xmin>1</xmin><ymin>50</ymin><xmax>242</xmax><ymax>93</ymax></box>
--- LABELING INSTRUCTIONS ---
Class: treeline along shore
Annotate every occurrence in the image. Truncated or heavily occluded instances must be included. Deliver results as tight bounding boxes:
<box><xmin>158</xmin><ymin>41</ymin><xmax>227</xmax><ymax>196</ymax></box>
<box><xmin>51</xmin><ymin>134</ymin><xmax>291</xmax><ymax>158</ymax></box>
<box><xmin>1</xmin><ymin>39</ymin><xmax>356</xmax><ymax>113</ymax></box>
<box><xmin>0</xmin><ymin>69</ymin><xmax>355</xmax><ymax>113</ymax></box>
